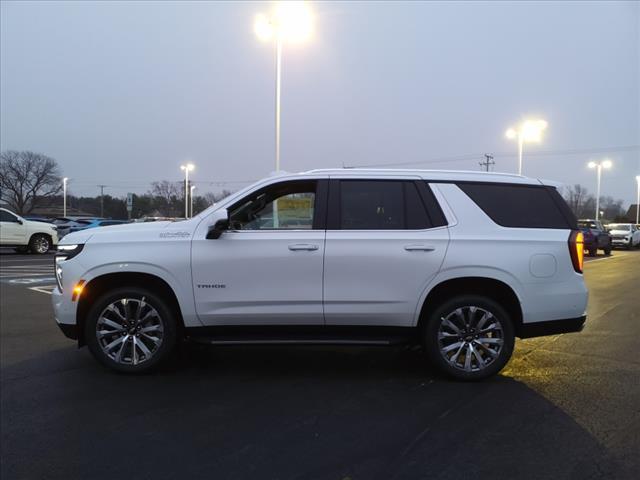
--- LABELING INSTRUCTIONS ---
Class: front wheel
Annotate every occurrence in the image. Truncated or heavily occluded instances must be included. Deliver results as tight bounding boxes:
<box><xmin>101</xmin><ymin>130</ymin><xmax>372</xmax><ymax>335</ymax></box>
<box><xmin>423</xmin><ymin>295</ymin><xmax>515</xmax><ymax>381</ymax></box>
<box><xmin>28</xmin><ymin>234</ymin><xmax>51</xmax><ymax>254</ymax></box>
<box><xmin>85</xmin><ymin>287</ymin><xmax>177</xmax><ymax>373</ymax></box>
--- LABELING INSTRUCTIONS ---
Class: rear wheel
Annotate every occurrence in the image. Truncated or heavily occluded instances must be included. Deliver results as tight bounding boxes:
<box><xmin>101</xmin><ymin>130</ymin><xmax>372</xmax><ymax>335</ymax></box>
<box><xmin>85</xmin><ymin>287</ymin><xmax>177</xmax><ymax>373</ymax></box>
<box><xmin>588</xmin><ymin>247</ymin><xmax>597</xmax><ymax>257</ymax></box>
<box><xmin>423</xmin><ymin>295</ymin><xmax>515</xmax><ymax>381</ymax></box>
<box><xmin>28</xmin><ymin>234</ymin><xmax>50</xmax><ymax>254</ymax></box>
<box><xmin>604</xmin><ymin>245</ymin><xmax>612</xmax><ymax>255</ymax></box>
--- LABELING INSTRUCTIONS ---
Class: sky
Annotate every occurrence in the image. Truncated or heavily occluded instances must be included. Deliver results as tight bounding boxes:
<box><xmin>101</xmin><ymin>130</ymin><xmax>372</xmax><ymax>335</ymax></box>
<box><xmin>1</xmin><ymin>1</ymin><xmax>639</xmax><ymax>206</ymax></box>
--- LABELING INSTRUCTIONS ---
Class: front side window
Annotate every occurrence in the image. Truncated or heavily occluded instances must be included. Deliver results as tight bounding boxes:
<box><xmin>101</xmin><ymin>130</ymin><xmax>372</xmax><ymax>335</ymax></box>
<box><xmin>229</xmin><ymin>181</ymin><xmax>317</xmax><ymax>230</ymax></box>
<box><xmin>338</xmin><ymin>180</ymin><xmax>431</xmax><ymax>230</ymax></box>
<box><xmin>0</xmin><ymin>210</ymin><xmax>18</xmax><ymax>222</ymax></box>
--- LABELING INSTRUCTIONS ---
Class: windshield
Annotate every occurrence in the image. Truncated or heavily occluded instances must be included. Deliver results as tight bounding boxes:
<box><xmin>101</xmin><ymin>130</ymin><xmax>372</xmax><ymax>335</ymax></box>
<box><xmin>608</xmin><ymin>224</ymin><xmax>631</xmax><ymax>231</ymax></box>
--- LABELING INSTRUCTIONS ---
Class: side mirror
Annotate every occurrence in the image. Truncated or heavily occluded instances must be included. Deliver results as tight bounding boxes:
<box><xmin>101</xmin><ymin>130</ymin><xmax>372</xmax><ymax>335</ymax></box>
<box><xmin>206</xmin><ymin>218</ymin><xmax>229</xmax><ymax>240</ymax></box>
<box><xmin>17</xmin><ymin>219</ymin><xmax>23</xmax><ymax>225</ymax></box>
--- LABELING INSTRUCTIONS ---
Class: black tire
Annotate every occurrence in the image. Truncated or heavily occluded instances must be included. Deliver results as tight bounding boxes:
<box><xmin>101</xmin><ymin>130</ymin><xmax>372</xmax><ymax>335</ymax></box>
<box><xmin>588</xmin><ymin>247</ymin><xmax>597</xmax><ymax>257</ymax></box>
<box><xmin>604</xmin><ymin>245</ymin><xmax>612</xmax><ymax>256</ymax></box>
<box><xmin>28</xmin><ymin>234</ymin><xmax>51</xmax><ymax>254</ymax></box>
<box><xmin>423</xmin><ymin>294</ymin><xmax>515</xmax><ymax>381</ymax></box>
<box><xmin>85</xmin><ymin>287</ymin><xmax>177</xmax><ymax>373</ymax></box>
<box><xmin>14</xmin><ymin>246</ymin><xmax>29</xmax><ymax>254</ymax></box>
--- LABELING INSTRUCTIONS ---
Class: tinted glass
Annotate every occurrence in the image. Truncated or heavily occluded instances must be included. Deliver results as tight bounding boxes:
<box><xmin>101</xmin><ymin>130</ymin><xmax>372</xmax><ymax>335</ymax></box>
<box><xmin>229</xmin><ymin>181</ymin><xmax>316</xmax><ymax>230</ymax></box>
<box><xmin>339</xmin><ymin>180</ymin><xmax>430</xmax><ymax>230</ymax></box>
<box><xmin>0</xmin><ymin>210</ymin><xmax>18</xmax><ymax>222</ymax></box>
<box><xmin>458</xmin><ymin>183</ymin><xmax>572</xmax><ymax>229</ymax></box>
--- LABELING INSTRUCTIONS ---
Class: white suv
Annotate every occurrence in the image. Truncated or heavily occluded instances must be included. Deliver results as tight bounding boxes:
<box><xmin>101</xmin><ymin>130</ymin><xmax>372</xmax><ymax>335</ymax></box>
<box><xmin>52</xmin><ymin>170</ymin><xmax>588</xmax><ymax>380</ymax></box>
<box><xmin>0</xmin><ymin>208</ymin><xmax>58</xmax><ymax>254</ymax></box>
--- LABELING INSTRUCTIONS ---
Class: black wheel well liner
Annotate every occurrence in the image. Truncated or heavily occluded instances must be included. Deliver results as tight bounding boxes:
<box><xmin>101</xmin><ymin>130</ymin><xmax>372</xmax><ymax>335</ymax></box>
<box><xmin>418</xmin><ymin>277</ymin><xmax>524</xmax><ymax>336</ymax></box>
<box><xmin>76</xmin><ymin>272</ymin><xmax>185</xmax><ymax>346</ymax></box>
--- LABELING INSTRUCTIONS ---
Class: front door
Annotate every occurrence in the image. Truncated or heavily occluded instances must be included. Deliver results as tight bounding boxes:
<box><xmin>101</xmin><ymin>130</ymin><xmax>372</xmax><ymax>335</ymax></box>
<box><xmin>323</xmin><ymin>178</ymin><xmax>449</xmax><ymax>327</ymax></box>
<box><xmin>0</xmin><ymin>210</ymin><xmax>26</xmax><ymax>245</ymax></box>
<box><xmin>191</xmin><ymin>179</ymin><xmax>328</xmax><ymax>325</ymax></box>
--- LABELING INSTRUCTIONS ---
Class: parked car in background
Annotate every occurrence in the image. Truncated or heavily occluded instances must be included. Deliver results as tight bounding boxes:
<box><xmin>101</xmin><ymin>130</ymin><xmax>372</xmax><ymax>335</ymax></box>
<box><xmin>607</xmin><ymin>223</ymin><xmax>640</xmax><ymax>249</ymax></box>
<box><xmin>53</xmin><ymin>217</ymin><xmax>103</xmax><ymax>238</ymax></box>
<box><xmin>0</xmin><ymin>208</ymin><xmax>58</xmax><ymax>254</ymax></box>
<box><xmin>68</xmin><ymin>219</ymin><xmax>129</xmax><ymax>233</ymax></box>
<box><xmin>577</xmin><ymin>219</ymin><xmax>612</xmax><ymax>256</ymax></box>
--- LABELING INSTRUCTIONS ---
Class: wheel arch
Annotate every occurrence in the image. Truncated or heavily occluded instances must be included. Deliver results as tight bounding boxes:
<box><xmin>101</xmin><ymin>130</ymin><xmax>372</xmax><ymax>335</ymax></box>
<box><xmin>76</xmin><ymin>272</ymin><xmax>185</xmax><ymax>346</ymax></box>
<box><xmin>417</xmin><ymin>276</ymin><xmax>524</xmax><ymax>336</ymax></box>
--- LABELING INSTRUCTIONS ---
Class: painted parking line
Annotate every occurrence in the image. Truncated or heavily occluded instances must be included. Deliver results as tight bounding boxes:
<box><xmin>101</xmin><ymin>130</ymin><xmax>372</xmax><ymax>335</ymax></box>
<box><xmin>28</xmin><ymin>285</ymin><xmax>55</xmax><ymax>295</ymax></box>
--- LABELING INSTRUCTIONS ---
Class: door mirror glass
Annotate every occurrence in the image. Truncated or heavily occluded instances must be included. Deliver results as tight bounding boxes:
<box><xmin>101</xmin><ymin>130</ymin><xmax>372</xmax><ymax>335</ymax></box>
<box><xmin>207</xmin><ymin>218</ymin><xmax>229</xmax><ymax>239</ymax></box>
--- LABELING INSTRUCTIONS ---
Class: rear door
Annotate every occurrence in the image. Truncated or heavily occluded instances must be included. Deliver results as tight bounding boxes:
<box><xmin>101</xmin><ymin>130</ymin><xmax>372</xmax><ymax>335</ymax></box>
<box><xmin>323</xmin><ymin>177</ymin><xmax>449</xmax><ymax>327</ymax></box>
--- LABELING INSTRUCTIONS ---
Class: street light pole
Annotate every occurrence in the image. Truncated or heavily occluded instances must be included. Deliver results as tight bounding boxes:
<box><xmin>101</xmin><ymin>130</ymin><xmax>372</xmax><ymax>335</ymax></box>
<box><xmin>63</xmin><ymin>177</ymin><xmax>68</xmax><ymax>217</ymax></box>
<box><xmin>275</xmin><ymin>35</ymin><xmax>282</xmax><ymax>172</ymax></box>
<box><xmin>255</xmin><ymin>1</ymin><xmax>313</xmax><ymax>173</ymax></box>
<box><xmin>180</xmin><ymin>163</ymin><xmax>194</xmax><ymax>219</ymax></box>
<box><xmin>190</xmin><ymin>185</ymin><xmax>196</xmax><ymax>218</ymax></box>
<box><xmin>588</xmin><ymin>160</ymin><xmax>612</xmax><ymax>221</ymax></box>
<box><xmin>595</xmin><ymin>164</ymin><xmax>602</xmax><ymax>221</ymax></box>
<box><xmin>517</xmin><ymin>134</ymin><xmax>524</xmax><ymax>176</ymax></box>
<box><xmin>505</xmin><ymin>119</ymin><xmax>548</xmax><ymax>176</ymax></box>
<box><xmin>636</xmin><ymin>176</ymin><xmax>640</xmax><ymax>224</ymax></box>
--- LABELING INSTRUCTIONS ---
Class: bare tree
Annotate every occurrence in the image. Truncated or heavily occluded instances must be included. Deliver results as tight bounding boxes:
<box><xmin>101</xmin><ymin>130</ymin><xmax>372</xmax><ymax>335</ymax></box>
<box><xmin>0</xmin><ymin>150</ymin><xmax>63</xmax><ymax>214</ymax></box>
<box><xmin>149</xmin><ymin>180</ymin><xmax>181</xmax><ymax>203</ymax></box>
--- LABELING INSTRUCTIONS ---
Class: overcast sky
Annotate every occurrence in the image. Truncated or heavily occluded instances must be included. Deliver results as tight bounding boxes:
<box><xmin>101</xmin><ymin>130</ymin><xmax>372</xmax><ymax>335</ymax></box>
<box><xmin>1</xmin><ymin>1</ymin><xmax>639</xmax><ymax>205</ymax></box>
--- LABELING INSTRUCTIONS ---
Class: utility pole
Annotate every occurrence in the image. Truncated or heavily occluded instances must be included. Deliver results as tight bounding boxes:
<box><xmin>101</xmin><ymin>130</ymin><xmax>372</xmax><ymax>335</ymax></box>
<box><xmin>98</xmin><ymin>185</ymin><xmax>106</xmax><ymax>217</ymax></box>
<box><xmin>479</xmin><ymin>154</ymin><xmax>495</xmax><ymax>172</ymax></box>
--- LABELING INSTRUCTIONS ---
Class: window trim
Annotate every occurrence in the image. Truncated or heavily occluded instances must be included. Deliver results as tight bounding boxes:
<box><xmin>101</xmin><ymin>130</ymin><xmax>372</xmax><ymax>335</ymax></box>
<box><xmin>225</xmin><ymin>179</ymin><xmax>327</xmax><ymax>232</ymax></box>
<box><xmin>0</xmin><ymin>210</ymin><xmax>19</xmax><ymax>223</ymax></box>
<box><xmin>327</xmin><ymin>179</ymin><xmax>447</xmax><ymax>232</ymax></box>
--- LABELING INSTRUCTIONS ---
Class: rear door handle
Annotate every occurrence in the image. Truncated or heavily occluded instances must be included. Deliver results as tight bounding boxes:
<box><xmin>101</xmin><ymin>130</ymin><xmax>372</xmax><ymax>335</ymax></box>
<box><xmin>404</xmin><ymin>245</ymin><xmax>435</xmax><ymax>252</ymax></box>
<box><xmin>288</xmin><ymin>244</ymin><xmax>319</xmax><ymax>251</ymax></box>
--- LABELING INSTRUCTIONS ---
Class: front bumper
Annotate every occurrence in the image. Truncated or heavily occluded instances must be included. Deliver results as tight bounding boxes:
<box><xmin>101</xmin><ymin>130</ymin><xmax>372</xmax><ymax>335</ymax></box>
<box><xmin>518</xmin><ymin>315</ymin><xmax>586</xmax><ymax>339</ymax></box>
<box><xmin>57</xmin><ymin>322</ymin><xmax>78</xmax><ymax>340</ymax></box>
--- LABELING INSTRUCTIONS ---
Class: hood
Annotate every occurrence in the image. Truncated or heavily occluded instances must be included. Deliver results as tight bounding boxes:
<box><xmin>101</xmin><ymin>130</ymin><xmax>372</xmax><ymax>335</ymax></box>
<box><xmin>24</xmin><ymin>219</ymin><xmax>57</xmax><ymax>231</ymax></box>
<box><xmin>59</xmin><ymin>220</ymin><xmax>178</xmax><ymax>245</ymax></box>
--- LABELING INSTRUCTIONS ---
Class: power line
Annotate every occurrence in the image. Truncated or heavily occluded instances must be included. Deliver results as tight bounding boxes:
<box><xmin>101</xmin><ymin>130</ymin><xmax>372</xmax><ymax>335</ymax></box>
<box><xmin>353</xmin><ymin>144</ymin><xmax>640</xmax><ymax>168</ymax></box>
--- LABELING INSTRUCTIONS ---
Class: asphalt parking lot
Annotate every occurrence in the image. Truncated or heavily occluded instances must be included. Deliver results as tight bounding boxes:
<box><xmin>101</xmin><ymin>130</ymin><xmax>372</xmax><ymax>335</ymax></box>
<box><xmin>1</xmin><ymin>249</ymin><xmax>639</xmax><ymax>480</ymax></box>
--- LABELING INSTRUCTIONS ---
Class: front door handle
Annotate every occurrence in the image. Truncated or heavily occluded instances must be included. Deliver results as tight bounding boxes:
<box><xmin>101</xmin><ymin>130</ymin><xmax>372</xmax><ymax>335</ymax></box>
<box><xmin>288</xmin><ymin>244</ymin><xmax>319</xmax><ymax>251</ymax></box>
<box><xmin>404</xmin><ymin>245</ymin><xmax>435</xmax><ymax>252</ymax></box>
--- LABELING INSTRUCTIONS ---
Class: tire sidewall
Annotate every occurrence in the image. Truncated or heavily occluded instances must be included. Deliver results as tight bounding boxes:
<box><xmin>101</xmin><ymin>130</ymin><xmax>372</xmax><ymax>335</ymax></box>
<box><xmin>85</xmin><ymin>287</ymin><xmax>177</xmax><ymax>373</ymax></box>
<box><xmin>29</xmin><ymin>234</ymin><xmax>50</xmax><ymax>254</ymax></box>
<box><xmin>423</xmin><ymin>295</ymin><xmax>515</xmax><ymax>381</ymax></box>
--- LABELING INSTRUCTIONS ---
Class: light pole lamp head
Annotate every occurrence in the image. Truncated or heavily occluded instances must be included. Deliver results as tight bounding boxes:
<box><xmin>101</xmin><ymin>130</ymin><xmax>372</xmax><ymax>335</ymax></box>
<box><xmin>505</xmin><ymin>128</ymin><xmax>517</xmax><ymax>140</ymax></box>
<box><xmin>254</xmin><ymin>1</ymin><xmax>314</xmax><ymax>44</ymax></box>
<box><xmin>180</xmin><ymin>163</ymin><xmax>195</xmax><ymax>172</ymax></box>
<box><xmin>521</xmin><ymin>119</ymin><xmax>547</xmax><ymax>142</ymax></box>
<box><xmin>601</xmin><ymin>159</ymin><xmax>612</xmax><ymax>169</ymax></box>
<box><xmin>588</xmin><ymin>161</ymin><xmax>597</xmax><ymax>169</ymax></box>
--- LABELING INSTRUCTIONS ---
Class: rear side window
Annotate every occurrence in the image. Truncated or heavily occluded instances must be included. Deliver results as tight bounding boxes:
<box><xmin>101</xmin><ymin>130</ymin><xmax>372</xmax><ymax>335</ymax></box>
<box><xmin>336</xmin><ymin>180</ymin><xmax>432</xmax><ymax>230</ymax></box>
<box><xmin>457</xmin><ymin>183</ymin><xmax>575</xmax><ymax>229</ymax></box>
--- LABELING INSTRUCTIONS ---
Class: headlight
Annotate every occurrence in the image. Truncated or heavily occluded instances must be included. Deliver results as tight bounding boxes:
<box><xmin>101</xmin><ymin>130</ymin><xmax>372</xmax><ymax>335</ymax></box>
<box><xmin>54</xmin><ymin>244</ymin><xmax>84</xmax><ymax>292</ymax></box>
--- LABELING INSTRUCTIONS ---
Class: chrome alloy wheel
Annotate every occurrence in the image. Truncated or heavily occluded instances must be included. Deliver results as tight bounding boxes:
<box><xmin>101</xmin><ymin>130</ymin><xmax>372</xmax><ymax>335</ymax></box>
<box><xmin>437</xmin><ymin>306</ymin><xmax>504</xmax><ymax>373</ymax></box>
<box><xmin>96</xmin><ymin>297</ymin><xmax>164</xmax><ymax>366</ymax></box>
<box><xmin>32</xmin><ymin>236</ymin><xmax>50</xmax><ymax>254</ymax></box>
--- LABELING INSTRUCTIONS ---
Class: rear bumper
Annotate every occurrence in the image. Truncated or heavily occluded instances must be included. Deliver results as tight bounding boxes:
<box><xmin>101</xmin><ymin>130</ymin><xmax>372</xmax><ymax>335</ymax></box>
<box><xmin>518</xmin><ymin>315</ymin><xmax>586</xmax><ymax>339</ymax></box>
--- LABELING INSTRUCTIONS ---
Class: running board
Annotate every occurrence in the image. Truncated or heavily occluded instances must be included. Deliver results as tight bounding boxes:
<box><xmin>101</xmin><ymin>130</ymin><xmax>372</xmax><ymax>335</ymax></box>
<box><xmin>185</xmin><ymin>326</ymin><xmax>417</xmax><ymax>347</ymax></box>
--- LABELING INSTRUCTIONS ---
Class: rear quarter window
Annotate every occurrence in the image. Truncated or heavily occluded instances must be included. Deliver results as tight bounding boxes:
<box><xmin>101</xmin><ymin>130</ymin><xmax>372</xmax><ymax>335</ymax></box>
<box><xmin>457</xmin><ymin>183</ymin><xmax>576</xmax><ymax>229</ymax></box>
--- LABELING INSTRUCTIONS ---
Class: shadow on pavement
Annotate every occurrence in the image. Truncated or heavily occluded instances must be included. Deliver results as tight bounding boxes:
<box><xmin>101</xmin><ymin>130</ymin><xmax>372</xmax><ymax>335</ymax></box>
<box><xmin>1</xmin><ymin>343</ymin><xmax>630</xmax><ymax>480</ymax></box>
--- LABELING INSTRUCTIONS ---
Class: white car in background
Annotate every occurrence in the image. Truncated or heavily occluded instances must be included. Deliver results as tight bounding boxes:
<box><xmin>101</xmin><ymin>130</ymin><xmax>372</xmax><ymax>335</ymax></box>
<box><xmin>607</xmin><ymin>223</ymin><xmax>640</xmax><ymax>249</ymax></box>
<box><xmin>0</xmin><ymin>208</ymin><xmax>59</xmax><ymax>254</ymax></box>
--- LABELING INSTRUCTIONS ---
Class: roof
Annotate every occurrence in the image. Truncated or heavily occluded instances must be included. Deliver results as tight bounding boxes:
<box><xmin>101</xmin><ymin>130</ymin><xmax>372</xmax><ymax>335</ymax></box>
<box><xmin>297</xmin><ymin>168</ymin><xmax>542</xmax><ymax>185</ymax></box>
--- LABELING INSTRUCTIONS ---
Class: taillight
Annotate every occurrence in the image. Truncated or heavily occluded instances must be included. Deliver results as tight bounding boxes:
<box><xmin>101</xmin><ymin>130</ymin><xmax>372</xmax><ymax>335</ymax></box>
<box><xmin>569</xmin><ymin>230</ymin><xmax>584</xmax><ymax>273</ymax></box>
